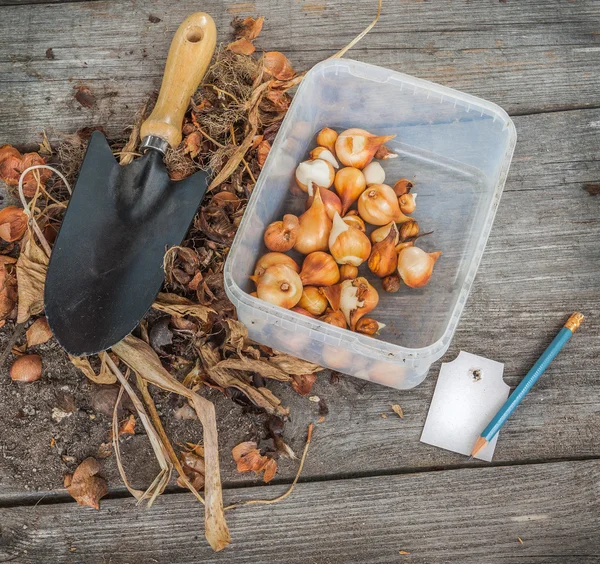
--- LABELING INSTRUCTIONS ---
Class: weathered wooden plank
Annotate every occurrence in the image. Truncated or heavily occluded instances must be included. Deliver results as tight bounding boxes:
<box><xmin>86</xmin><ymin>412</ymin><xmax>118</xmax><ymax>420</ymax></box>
<box><xmin>0</xmin><ymin>460</ymin><xmax>598</xmax><ymax>563</ymax></box>
<box><xmin>0</xmin><ymin>0</ymin><xmax>599</xmax><ymax>146</ymax></box>
<box><xmin>0</xmin><ymin>106</ymin><xmax>598</xmax><ymax>498</ymax></box>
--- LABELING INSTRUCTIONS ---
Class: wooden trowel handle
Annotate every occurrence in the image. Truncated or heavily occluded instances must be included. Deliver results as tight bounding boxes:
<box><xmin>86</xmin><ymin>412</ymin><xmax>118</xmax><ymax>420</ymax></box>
<box><xmin>140</xmin><ymin>13</ymin><xmax>217</xmax><ymax>149</ymax></box>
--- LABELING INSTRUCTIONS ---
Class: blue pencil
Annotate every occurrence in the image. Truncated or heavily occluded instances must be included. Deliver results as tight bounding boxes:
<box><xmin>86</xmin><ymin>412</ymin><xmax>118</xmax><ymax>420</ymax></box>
<box><xmin>471</xmin><ymin>312</ymin><xmax>584</xmax><ymax>457</ymax></box>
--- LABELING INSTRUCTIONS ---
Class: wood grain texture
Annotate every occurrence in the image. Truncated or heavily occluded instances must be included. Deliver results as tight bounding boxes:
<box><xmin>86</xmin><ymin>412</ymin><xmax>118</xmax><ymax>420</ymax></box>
<box><xmin>0</xmin><ymin>0</ymin><xmax>599</xmax><ymax>146</ymax></box>
<box><xmin>0</xmin><ymin>460</ymin><xmax>598</xmax><ymax>563</ymax></box>
<box><xmin>0</xmin><ymin>107</ymin><xmax>598</xmax><ymax>498</ymax></box>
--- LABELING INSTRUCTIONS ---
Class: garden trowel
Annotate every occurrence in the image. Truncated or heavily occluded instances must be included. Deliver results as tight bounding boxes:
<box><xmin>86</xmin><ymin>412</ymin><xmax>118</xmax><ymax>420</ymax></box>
<box><xmin>45</xmin><ymin>13</ymin><xmax>217</xmax><ymax>355</ymax></box>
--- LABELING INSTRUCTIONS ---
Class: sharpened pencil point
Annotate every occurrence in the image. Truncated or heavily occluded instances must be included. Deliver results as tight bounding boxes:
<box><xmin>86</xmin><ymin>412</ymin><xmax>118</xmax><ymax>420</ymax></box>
<box><xmin>471</xmin><ymin>436</ymin><xmax>488</xmax><ymax>457</ymax></box>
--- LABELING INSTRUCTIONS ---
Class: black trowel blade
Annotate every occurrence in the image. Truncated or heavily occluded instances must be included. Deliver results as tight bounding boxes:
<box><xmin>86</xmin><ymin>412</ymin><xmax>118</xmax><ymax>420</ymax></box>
<box><xmin>44</xmin><ymin>131</ymin><xmax>209</xmax><ymax>356</ymax></box>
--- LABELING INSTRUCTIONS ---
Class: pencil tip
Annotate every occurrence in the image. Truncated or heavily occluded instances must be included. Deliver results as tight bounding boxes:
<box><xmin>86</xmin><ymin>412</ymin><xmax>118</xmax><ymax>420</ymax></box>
<box><xmin>471</xmin><ymin>436</ymin><xmax>488</xmax><ymax>457</ymax></box>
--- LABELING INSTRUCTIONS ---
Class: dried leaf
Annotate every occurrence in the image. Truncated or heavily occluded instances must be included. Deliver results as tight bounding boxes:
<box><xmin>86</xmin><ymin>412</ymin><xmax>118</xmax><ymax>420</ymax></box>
<box><xmin>391</xmin><ymin>404</ymin><xmax>404</xmax><ymax>419</ymax></box>
<box><xmin>269</xmin><ymin>353</ymin><xmax>323</xmax><ymax>375</ymax></box>
<box><xmin>0</xmin><ymin>206</ymin><xmax>27</xmax><ymax>242</ymax></box>
<box><xmin>16</xmin><ymin>233</ymin><xmax>49</xmax><ymax>323</ymax></box>
<box><xmin>111</xmin><ymin>335</ymin><xmax>230</xmax><ymax>551</ymax></box>
<box><xmin>232</xmin><ymin>441</ymin><xmax>277</xmax><ymax>483</ymax></box>
<box><xmin>233</xmin><ymin>16</ymin><xmax>264</xmax><ymax>40</ymax></box>
<box><xmin>69</xmin><ymin>354</ymin><xmax>117</xmax><ymax>385</ymax></box>
<box><xmin>153</xmin><ymin>292</ymin><xmax>213</xmax><ymax>323</ymax></box>
<box><xmin>64</xmin><ymin>457</ymin><xmax>108</xmax><ymax>510</ymax></box>
<box><xmin>0</xmin><ymin>256</ymin><xmax>17</xmax><ymax>321</ymax></box>
<box><xmin>222</xmin><ymin>318</ymin><xmax>248</xmax><ymax>352</ymax></box>
<box><xmin>74</xmin><ymin>85</ymin><xmax>96</xmax><ymax>108</ymax></box>
<box><xmin>227</xmin><ymin>38</ymin><xmax>256</xmax><ymax>56</ymax></box>
<box><xmin>118</xmin><ymin>414</ymin><xmax>136</xmax><ymax>436</ymax></box>
<box><xmin>25</xmin><ymin>316</ymin><xmax>53</xmax><ymax>347</ymax></box>
<box><xmin>263</xmin><ymin>52</ymin><xmax>296</xmax><ymax>80</ymax></box>
<box><xmin>291</xmin><ymin>373</ymin><xmax>318</xmax><ymax>396</ymax></box>
<box><xmin>39</xmin><ymin>130</ymin><xmax>53</xmax><ymax>155</ymax></box>
<box><xmin>182</xmin><ymin>131</ymin><xmax>203</xmax><ymax>159</ymax></box>
<box><xmin>20</xmin><ymin>153</ymin><xmax>52</xmax><ymax>197</ymax></box>
<box><xmin>214</xmin><ymin>357</ymin><xmax>291</xmax><ymax>381</ymax></box>
<box><xmin>257</xmin><ymin>139</ymin><xmax>271</xmax><ymax>168</ymax></box>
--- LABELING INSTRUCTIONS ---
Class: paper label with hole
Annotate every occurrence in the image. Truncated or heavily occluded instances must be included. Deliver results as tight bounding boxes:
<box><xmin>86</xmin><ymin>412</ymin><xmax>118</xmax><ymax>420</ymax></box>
<box><xmin>420</xmin><ymin>351</ymin><xmax>510</xmax><ymax>461</ymax></box>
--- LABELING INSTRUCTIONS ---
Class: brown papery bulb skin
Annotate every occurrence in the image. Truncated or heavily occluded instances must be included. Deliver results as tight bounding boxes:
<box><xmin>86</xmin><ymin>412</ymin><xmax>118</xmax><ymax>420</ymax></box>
<box><xmin>393</xmin><ymin>178</ymin><xmax>413</xmax><ymax>197</ymax></box>
<box><xmin>254</xmin><ymin>252</ymin><xmax>300</xmax><ymax>279</ymax></box>
<box><xmin>263</xmin><ymin>214</ymin><xmax>299</xmax><ymax>252</ymax></box>
<box><xmin>10</xmin><ymin>354</ymin><xmax>42</xmax><ymax>382</ymax></box>
<box><xmin>367</xmin><ymin>223</ymin><xmax>399</xmax><ymax>277</ymax></box>
<box><xmin>328</xmin><ymin>212</ymin><xmax>372</xmax><ymax>266</ymax></box>
<box><xmin>342</xmin><ymin>212</ymin><xmax>366</xmax><ymax>233</ymax></box>
<box><xmin>299</xmin><ymin>251</ymin><xmax>340</xmax><ymax>287</ymax></box>
<box><xmin>355</xmin><ymin>317</ymin><xmax>385</xmax><ymax>336</ymax></box>
<box><xmin>339</xmin><ymin>264</ymin><xmax>359</xmax><ymax>281</ymax></box>
<box><xmin>397</xmin><ymin>246</ymin><xmax>442</xmax><ymax>289</ymax></box>
<box><xmin>319</xmin><ymin>309</ymin><xmax>347</xmax><ymax>329</ymax></box>
<box><xmin>382</xmin><ymin>273</ymin><xmax>401</xmax><ymax>293</ymax></box>
<box><xmin>298</xmin><ymin>286</ymin><xmax>329</xmax><ymax>316</ymax></box>
<box><xmin>335</xmin><ymin>128</ymin><xmax>396</xmax><ymax>169</ymax></box>
<box><xmin>338</xmin><ymin>277</ymin><xmax>379</xmax><ymax>331</ymax></box>
<box><xmin>334</xmin><ymin>167</ymin><xmax>367</xmax><ymax>214</ymax></box>
<box><xmin>294</xmin><ymin>189</ymin><xmax>333</xmax><ymax>255</ymax></box>
<box><xmin>306</xmin><ymin>185</ymin><xmax>342</xmax><ymax>221</ymax></box>
<box><xmin>374</xmin><ymin>144</ymin><xmax>398</xmax><ymax>160</ymax></box>
<box><xmin>399</xmin><ymin>220</ymin><xmax>419</xmax><ymax>241</ymax></box>
<box><xmin>256</xmin><ymin>264</ymin><xmax>303</xmax><ymax>309</ymax></box>
<box><xmin>399</xmin><ymin>193</ymin><xmax>417</xmax><ymax>215</ymax></box>
<box><xmin>358</xmin><ymin>184</ymin><xmax>412</xmax><ymax>226</ymax></box>
<box><xmin>316</xmin><ymin>127</ymin><xmax>338</xmax><ymax>154</ymax></box>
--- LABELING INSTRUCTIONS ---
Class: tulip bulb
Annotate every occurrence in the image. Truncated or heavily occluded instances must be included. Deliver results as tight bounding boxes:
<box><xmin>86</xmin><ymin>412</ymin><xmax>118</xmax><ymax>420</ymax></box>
<box><xmin>316</xmin><ymin>127</ymin><xmax>338</xmax><ymax>153</ymax></box>
<box><xmin>306</xmin><ymin>186</ymin><xmax>342</xmax><ymax>221</ymax></box>
<box><xmin>335</xmin><ymin>128</ymin><xmax>396</xmax><ymax>169</ymax></box>
<box><xmin>329</xmin><ymin>212</ymin><xmax>372</xmax><ymax>266</ymax></box>
<box><xmin>294</xmin><ymin>189</ymin><xmax>332</xmax><ymax>254</ymax></box>
<box><xmin>397</xmin><ymin>246</ymin><xmax>442</xmax><ymax>288</ymax></box>
<box><xmin>255</xmin><ymin>264</ymin><xmax>303</xmax><ymax>309</ymax></box>
<box><xmin>368</xmin><ymin>223</ymin><xmax>399</xmax><ymax>277</ymax></box>
<box><xmin>298</xmin><ymin>286</ymin><xmax>328</xmax><ymax>316</ymax></box>
<box><xmin>399</xmin><ymin>220</ymin><xmax>419</xmax><ymax>241</ymax></box>
<box><xmin>362</xmin><ymin>161</ymin><xmax>385</xmax><ymax>186</ymax></box>
<box><xmin>395</xmin><ymin>241</ymin><xmax>414</xmax><ymax>253</ymax></box>
<box><xmin>342</xmin><ymin>212</ymin><xmax>366</xmax><ymax>232</ymax></box>
<box><xmin>358</xmin><ymin>184</ymin><xmax>413</xmax><ymax>226</ymax></box>
<box><xmin>370</xmin><ymin>221</ymin><xmax>400</xmax><ymax>244</ymax></box>
<box><xmin>291</xmin><ymin>306</ymin><xmax>317</xmax><ymax>318</ymax></box>
<box><xmin>319</xmin><ymin>309</ymin><xmax>347</xmax><ymax>329</ymax></box>
<box><xmin>355</xmin><ymin>317</ymin><xmax>386</xmax><ymax>336</ymax></box>
<box><xmin>339</xmin><ymin>264</ymin><xmax>358</xmax><ymax>281</ymax></box>
<box><xmin>393</xmin><ymin>178</ymin><xmax>413</xmax><ymax>197</ymax></box>
<box><xmin>254</xmin><ymin>252</ymin><xmax>300</xmax><ymax>278</ymax></box>
<box><xmin>338</xmin><ymin>277</ymin><xmax>379</xmax><ymax>330</ymax></box>
<box><xmin>299</xmin><ymin>251</ymin><xmax>340</xmax><ymax>287</ymax></box>
<box><xmin>334</xmin><ymin>167</ymin><xmax>367</xmax><ymax>214</ymax></box>
<box><xmin>309</xmin><ymin>146</ymin><xmax>339</xmax><ymax>169</ymax></box>
<box><xmin>264</xmin><ymin>214</ymin><xmax>299</xmax><ymax>252</ymax></box>
<box><xmin>399</xmin><ymin>193</ymin><xmax>417</xmax><ymax>214</ymax></box>
<box><xmin>295</xmin><ymin>159</ymin><xmax>334</xmax><ymax>194</ymax></box>
<box><xmin>382</xmin><ymin>273</ymin><xmax>401</xmax><ymax>293</ymax></box>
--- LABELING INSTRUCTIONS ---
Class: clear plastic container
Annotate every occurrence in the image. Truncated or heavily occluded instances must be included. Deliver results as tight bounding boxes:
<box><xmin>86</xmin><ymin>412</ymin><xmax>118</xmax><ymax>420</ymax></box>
<box><xmin>224</xmin><ymin>59</ymin><xmax>516</xmax><ymax>389</ymax></box>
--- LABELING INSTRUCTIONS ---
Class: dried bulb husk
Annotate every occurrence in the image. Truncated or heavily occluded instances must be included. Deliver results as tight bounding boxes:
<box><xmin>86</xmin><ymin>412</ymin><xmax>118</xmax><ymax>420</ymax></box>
<box><xmin>370</xmin><ymin>221</ymin><xmax>400</xmax><ymax>244</ymax></box>
<box><xmin>299</xmin><ymin>251</ymin><xmax>340</xmax><ymax>286</ymax></box>
<box><xmin>254</xmin><ymin>252</ymin><xmax>300</xmax><ymax>279</ymax></box>
<box><xmin>393</xmin><ymin>178</ymin><xmax>413</xmax><ymax>197</ymax></box>
<box><xmin>316</xmin><ymin>127</ymin><xmax>338</xmax><ymax>154</ymax></box>
<box><xmin>306</xmin><ymin>186</ymin><xmax>342</xmax><ymax>221</ymax></box>
<box><xmin>399</xmin><ymin>193</ymin><xmax>417</xmax><ymax>214</ymax></box>
<box><xmin>294</xmin><ymin>189</ymin><xmax>333</xmax><ymax>254</ymax></box>
<box><xmin>399</xmin><ymin>220</ymin><xmax>419</xmax><ymax>241</ymax></box>
<box><xmin>0</xmin><ymin>206</ymin><xmax>27</xmax><ymax>242</ymax></box>
<box><xmin>382</xmin><ymin>273</ymin><xmax>401</xmax><ymax>293</ymax></box>
<box><xmin>10</xmin><ymin>354</ymin><xmax>42</xmax><ymax>382</ymax></box>
<box><xmin>338</xmin><ymin>277</ymin><xmax>380</xmax><ymax>330</ymax></box>
<box><xmin>334</xmin><ymin>167</ymin><xmax>367</xmax><ymax>214</ymax></box>
<box><xmin>263</xmin><ymin>214</ymin><xmax>299</xmax><ymax>252</ymax></box>
<box><xmin>395</xmin><ymin>240</ymin><xmax>414</xmax><ymax>253</ymax></box>
<box><xmin>397</xmin><ymin>246</ymin><xmax>442</xmax><ymax>288</ymax></box>
<box><xmin>374</xmin><ymin>145</ymin><xmax>398</xmax><ymax>160</ymax></box>
<box><xmin>339</xmin><ymin>264</ymin><xmax>358</xmax><ymax>281</ymax></box>
<box><xmin>358</xmin><ymin>184</ymin><xmax>412</xmax><ymax>225</ymax></box>
<box><xmin>335</xmin><ymin>128</ymin><xmax>396</xmax><ymax>169</ymax></box>
<box><xmin>342</xmin><ymin>212</ymin><xmax>366</xmax><ymax>233</ymax></box>
<box><xmin>291</xmin><ymin>306</ymin><xmax>317</xmax><ymax>318</ymax></box>
<box><xmin>256</xmin><ymin>264</ymin><xmax>303</xmax><ymax>309</ymax></box>
<box><xmin>298</xmin><ymin>286</ymin><xmax>328</xmax><ymax>316</ymax></box>
<box><xmin>362</xmin><ymin>161</ymin><xmax>386</xmax><ymax>186</ymax></box>
<box><xmin>310</xmin><ymin>147</ymin><xmax>339</xmax><ymax>169</ymax></box>
<box><xmin>319</xmin><ymin>309</ymin><xmax>347</xmax><ymax>329</ymax></box>
<box><xmin>328</xmin><ymin>212</ymin><xmax>372</xmax><ymax>266</ymax></box>
<box><xmin>295</xmin><ymin>159</ymin><xmax>334</xmax><ymax>194</ymax></box>
<box><xmin>355</xmin><ymin>317</ymin><xmax>386</xmax><ymax>336</ymax></box>
<box><xmin>263</xmin><ymin>51</ymin><xmax>296</xmax><ymax>80</ymax></box>
<box><xmin>368</xmin><ymin>223</ymin><xmax>399</xmax><ymax>277</ymax></box>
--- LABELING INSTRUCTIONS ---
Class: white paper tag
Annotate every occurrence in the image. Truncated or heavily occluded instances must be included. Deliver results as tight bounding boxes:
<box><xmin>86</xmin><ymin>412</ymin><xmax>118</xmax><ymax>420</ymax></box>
<box><xmin>420</xmin><ymin>351</ymin><xmax>510</xmax><ymax>461</ymax></box>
